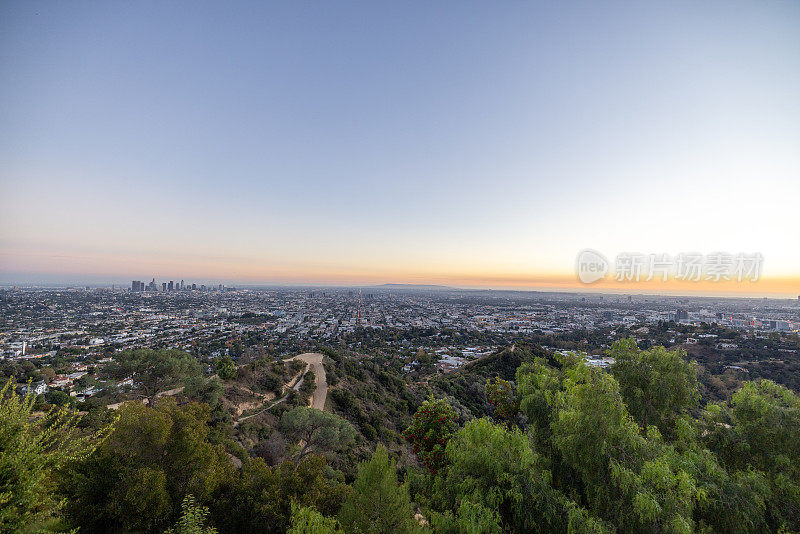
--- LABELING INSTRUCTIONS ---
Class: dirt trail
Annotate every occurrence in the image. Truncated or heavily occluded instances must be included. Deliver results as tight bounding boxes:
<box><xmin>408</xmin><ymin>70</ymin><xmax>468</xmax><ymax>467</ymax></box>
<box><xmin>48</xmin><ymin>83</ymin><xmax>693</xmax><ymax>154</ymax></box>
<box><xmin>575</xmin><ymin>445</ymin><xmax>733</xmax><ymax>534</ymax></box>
<box><xmin>287</xmin><ymin>353</ymin><xmax>327</xmax><ymax>410</ymax></box>
<box><xmin>235</xmin><ymin>352</ymin><xmax>327</xmax><ymax>425</ymax></box>
<box><xmin>107</xmin><ymin>386</ymin><xmax>185</xmax><ymax>410</ymax></box>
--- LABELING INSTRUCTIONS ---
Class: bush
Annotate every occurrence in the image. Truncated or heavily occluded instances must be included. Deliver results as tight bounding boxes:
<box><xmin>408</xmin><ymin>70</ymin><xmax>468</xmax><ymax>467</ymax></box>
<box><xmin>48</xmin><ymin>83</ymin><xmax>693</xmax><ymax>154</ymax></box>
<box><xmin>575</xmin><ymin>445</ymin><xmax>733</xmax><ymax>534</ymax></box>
<box><xmin>215</xmin><ymin>356</ymin><xmax>237</xmax><ymax>380</ymax></box>
<box><xmin>402</xmin><ymin>396</ymin><xmax>458</xmax><ymax>474</ymax></box>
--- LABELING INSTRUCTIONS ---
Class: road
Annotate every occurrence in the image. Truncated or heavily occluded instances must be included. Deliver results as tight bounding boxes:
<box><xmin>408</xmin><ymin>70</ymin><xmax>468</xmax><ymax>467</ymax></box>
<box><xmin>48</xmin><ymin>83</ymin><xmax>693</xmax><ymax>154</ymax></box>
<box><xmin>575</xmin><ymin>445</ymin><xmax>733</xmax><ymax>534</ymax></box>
<box><xmin>286</xmin><ymin>352</ymin><xmax>327</xmax><ymax>410</ymax></box>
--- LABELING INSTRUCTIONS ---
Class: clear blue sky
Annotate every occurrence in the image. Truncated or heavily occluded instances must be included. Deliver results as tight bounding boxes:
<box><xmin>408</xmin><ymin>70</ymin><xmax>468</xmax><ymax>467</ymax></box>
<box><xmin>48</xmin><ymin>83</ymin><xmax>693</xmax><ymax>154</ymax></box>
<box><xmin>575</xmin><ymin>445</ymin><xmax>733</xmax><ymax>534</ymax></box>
<box><xmin>1</xmin><ymin>1</ymin><xmax>798</xmax><ymax>293</ymax></box>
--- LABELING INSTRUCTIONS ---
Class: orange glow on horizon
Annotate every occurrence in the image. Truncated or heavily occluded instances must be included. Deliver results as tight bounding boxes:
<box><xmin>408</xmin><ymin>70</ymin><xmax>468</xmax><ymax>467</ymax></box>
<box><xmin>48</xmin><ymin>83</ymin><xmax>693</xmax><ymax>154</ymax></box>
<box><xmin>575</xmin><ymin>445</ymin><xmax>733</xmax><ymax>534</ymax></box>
<box><xmin>3</xmin><ymin>248</ymin><xmax>798</xmax><ymax>298</ymax></box>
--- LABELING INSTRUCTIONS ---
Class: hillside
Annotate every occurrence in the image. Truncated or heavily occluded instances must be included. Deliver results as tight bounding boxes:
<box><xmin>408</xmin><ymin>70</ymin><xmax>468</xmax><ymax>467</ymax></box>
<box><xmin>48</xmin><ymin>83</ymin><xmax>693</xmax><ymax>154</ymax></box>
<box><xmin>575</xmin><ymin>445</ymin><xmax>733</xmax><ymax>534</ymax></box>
<box><xmin>222</xmin><ymin>357</ymin><xmax>307</xmax><ymax>418</ymax></box>
<box><xmin>7</xmin><ymin>341</ymin><xmax>800</xmax><ymax>533</ymax></box>
<box><xmin>319</xmin><ymin>349</ymin><xmax>428</xmax><ymax>469</ymax></box>
<box><xmin>431</xmin><ymin>342</ymin><xmax>551</xmax><ymax>418</ymax></box>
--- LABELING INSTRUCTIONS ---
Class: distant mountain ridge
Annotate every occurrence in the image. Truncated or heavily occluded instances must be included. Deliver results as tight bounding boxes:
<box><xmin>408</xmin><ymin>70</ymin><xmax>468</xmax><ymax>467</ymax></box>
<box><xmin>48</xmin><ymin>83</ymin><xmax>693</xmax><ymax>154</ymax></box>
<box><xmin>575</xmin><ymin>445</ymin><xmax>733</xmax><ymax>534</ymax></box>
<box><xmin>375</xmin><ymin>283</ymin><xmax>455</xmax><ymax>291</ymax></box>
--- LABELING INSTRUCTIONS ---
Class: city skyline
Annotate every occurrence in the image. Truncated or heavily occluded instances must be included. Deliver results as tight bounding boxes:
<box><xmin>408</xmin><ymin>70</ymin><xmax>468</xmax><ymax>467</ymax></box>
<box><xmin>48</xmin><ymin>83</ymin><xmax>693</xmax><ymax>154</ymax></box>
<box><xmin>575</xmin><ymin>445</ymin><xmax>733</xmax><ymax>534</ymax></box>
<box><xmin>1</xmin><ymin>272</ymin><xmax>798</xmax><ymax>300</ymax></box>
<box><xmin>2</xmin><ymin>2</ymin><xmax>799</xmax><ymax>297</ymax></box>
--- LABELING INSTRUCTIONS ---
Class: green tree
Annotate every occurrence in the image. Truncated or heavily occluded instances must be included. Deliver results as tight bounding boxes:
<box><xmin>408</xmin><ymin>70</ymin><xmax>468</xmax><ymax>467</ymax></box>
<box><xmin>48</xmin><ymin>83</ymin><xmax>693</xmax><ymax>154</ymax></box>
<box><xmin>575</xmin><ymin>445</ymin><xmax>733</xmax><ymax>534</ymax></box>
<box><xmin>485</xmin><ymin>376</ymin><xmax>519</xmax><ymax>423</ymax></box>
<box><xmin>215</xmin><ymin>355</ymin><xmax>237</xmax><ymax>380</ymax></box>
<box><xmin>433</xmin><ymin>417</ymin><xmax>609</xmax><ymax>534</ymax></box>
<box><xmin>211</xmin><ymin>455</ymin><xmax>347</xmax><ymax>534</ymax></box>
<box><xmin>288</xmin><ymin>502</ymin><xmax>344</xmax><ymax>534</ymax></box>
<box><xmin>110</xmin><ymin>349</ymin><xmax>203</xmax><ymax>406</ymax></box>
<box><xmin>516</xmin><ymin>358</ymin><xmax>564</xmax><ymax>455</ymax></box>
<box><xmin>0</xmin><ymin>378</ymin><xmax>113</xmax><ymax>532</ymax></box>
<box><xmin>403</xmin><ymin>396</ymin><xmax>458</xmax><ymax>474</ymax></box>
<box><xmin>609</xmin><ymin>339</ymin><xmax>699</xmax><ymax>437</ymax></box>
<box><xmin>701</xmin><ymin>379</ymin><xmax>800</xmax><ymax>531</ymax></box>
<box><xmin>61</xmin><ymin>398</ymin><xmax>232</xmax><ymax>532</ymax></box>
<box><xmin>280</xmin><ymin>407</ymin><xmax>356</xmax><ymax>466</ymax></box>
<box><xmin>338</xmin><ymin>444</ymin><xmax>422</xmax><ymax>534</ymax></box>
<box><xmin>39</xmin><ymin>366</ymin><xmax>56</xmax><ymax>383</ymax></box>
<box><xmin>44</xmin><ymin>388</ymin><xmax>73</xmax><ymax>407</ymax></box>
<box><xmin>515</xmin><ymin>355</ymin><xmax>708</xmax><ymax>532</ymax></box>
<box><xmin>183</xmin><ymin>375</ymin><xmax>224</xmax><ymax>407</ymax></box>
<box><xmin>431</xmin><ymin>500</ymin><xmax>503</xmax><ymax>534</ymax></box>
<box><xmin>676</xmin><ymin>424</ymin><xmax>769</xmax><ymax>533</ymax></box>
<box><xmin>728</xmin><ymin>380</ymin><xmax>800</xmax><ymax>475</ymax></box>
<box><xmin>548</xmin><ymin>361</ymin><xmax>696</xmax><ymax>533</ymax></box>
<box><xmin>166</xmin><ymin>494</ymin><xmax>217</xmax><ymax>534</ymax></box>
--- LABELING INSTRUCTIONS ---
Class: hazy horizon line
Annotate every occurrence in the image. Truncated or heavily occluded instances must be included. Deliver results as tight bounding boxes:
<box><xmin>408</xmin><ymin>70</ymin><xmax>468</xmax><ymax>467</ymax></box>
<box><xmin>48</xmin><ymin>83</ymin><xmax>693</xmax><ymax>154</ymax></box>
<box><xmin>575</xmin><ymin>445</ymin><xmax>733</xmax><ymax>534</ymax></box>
<box><xmin>2</xmin><ymin>274</ymin><xmax>798</xmax><ymax>300</ymax></box>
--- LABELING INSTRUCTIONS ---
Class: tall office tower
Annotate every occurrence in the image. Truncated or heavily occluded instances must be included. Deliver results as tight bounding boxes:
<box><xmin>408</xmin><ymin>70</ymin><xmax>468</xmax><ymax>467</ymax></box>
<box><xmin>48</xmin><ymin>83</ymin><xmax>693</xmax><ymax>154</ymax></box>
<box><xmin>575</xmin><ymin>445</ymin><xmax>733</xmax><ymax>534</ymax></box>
<box><xmin>168</xmin><ymin>281</ymin><xmax>174</xmax><ymax>291</ymax></box>
<box><xmin>191</xmin><ymin>283</ymin><xmax>197</xmax><ymax>290</ymax></box>
<box><xmin>181</xmin><ymin>280</ymin><xmax>185</xmax><ymax>290</ymax></box>
<box><xmin>162</xmin><ymin>282</ymin><xmax>167</xmax><ymax>292</ymax></box>
<box><xmin>676</xmin><ymin>308</ymin><xmax>689</xmax><ymax>321</ymax></box>
<box><xmin>131</xmin><ymin>281</ymin><xmax>137</xmax><ymax>292</ymax></box>
<box><xmin>219</xmin><ymin>284</ymin><xmax>223</xmax><ymax>291</ymax></box>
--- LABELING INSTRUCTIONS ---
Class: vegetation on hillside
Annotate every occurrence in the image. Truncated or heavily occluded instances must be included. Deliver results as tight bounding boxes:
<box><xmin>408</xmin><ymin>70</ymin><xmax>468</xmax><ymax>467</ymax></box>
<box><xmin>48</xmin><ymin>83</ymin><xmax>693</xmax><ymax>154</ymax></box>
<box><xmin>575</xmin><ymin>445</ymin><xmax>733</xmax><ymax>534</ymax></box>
<box><xmin>2</xmin><ymin>340</ymin><xmax>799</xmax><ymax>532</ymax></box>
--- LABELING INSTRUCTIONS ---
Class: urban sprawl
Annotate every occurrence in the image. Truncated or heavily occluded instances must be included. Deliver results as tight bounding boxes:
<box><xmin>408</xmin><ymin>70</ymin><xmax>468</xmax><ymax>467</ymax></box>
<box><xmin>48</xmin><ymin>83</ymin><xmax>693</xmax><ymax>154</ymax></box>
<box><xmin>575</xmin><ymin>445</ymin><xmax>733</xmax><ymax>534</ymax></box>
<box><xmin>1</xmin><ymin>282</ymin><xmax>798</xmax><ymax>402</ymax></box>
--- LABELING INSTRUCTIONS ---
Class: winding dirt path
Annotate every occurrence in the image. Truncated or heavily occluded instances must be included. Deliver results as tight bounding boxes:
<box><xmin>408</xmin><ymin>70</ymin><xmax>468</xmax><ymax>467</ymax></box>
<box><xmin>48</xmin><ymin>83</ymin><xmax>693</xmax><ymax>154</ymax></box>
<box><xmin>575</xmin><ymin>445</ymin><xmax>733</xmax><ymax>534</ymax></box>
<box><xmin>235</xmin><ymin>352</ymin><xmax>327</xmax><ymax>425</ymax></box>
<box><xmin>287</xmin><ymin>352</ymin><xmax>327</xmax><ymax>410</ymax></box>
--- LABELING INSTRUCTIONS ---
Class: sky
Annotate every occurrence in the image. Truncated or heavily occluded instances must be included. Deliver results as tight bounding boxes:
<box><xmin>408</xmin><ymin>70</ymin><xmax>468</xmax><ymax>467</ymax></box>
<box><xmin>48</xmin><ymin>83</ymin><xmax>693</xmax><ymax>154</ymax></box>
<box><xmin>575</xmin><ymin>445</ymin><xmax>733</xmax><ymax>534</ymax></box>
<box><xmin>1</xmin><ymin>1</ymin><xmax>799</xmax><ymax>296</ymax></box>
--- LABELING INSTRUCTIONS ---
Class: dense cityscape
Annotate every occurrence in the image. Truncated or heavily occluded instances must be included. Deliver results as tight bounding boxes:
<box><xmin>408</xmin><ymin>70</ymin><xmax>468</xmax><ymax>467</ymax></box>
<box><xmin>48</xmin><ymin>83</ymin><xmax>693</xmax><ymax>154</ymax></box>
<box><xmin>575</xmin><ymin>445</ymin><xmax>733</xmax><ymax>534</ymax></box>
<box><xmin>2</xmin><ymin>282</ymin><xmax>798</xmax><ymax>402</ymax></box>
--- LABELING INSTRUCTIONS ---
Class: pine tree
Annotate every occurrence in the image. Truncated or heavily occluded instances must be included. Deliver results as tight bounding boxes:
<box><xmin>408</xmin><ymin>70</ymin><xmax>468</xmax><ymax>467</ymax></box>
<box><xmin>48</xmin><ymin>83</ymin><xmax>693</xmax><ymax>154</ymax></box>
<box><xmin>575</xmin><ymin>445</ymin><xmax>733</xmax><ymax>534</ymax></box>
<box><xmin>338</xmin><ymin>444</ymin><xmax>423</xmax><ymax>533</ymax></box>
